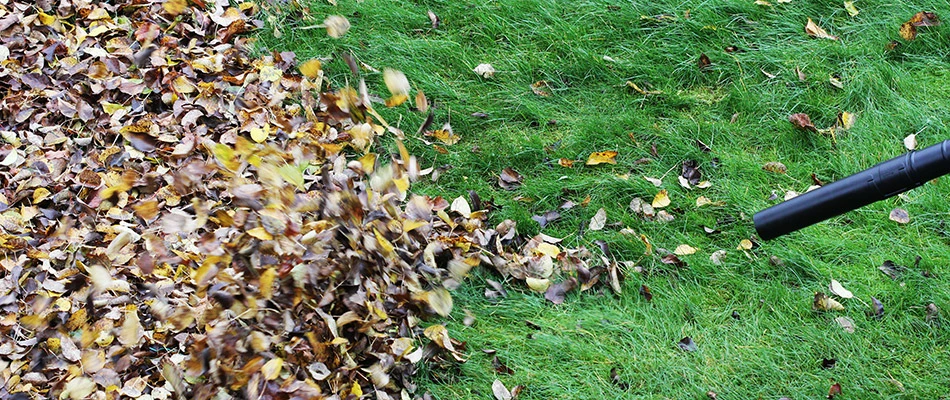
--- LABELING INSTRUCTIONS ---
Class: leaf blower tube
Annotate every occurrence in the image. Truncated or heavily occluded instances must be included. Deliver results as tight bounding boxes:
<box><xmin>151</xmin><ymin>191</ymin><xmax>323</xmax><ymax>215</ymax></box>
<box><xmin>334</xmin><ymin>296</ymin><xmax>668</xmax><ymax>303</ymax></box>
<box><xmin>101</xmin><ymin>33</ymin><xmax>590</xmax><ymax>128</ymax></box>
<box><xmin>754</xmin><ymin>140</ymin><xmax>950</xmax><ymax>240</ymax></box>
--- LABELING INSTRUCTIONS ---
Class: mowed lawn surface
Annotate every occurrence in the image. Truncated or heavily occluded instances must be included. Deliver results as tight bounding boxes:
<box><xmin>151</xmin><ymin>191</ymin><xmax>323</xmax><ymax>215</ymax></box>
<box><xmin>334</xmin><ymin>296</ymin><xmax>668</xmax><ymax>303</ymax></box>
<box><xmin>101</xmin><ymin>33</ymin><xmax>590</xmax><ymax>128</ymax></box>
<box><xmin>259</xmin><ymin>0</ymin><xmax>950</xmax><ymax>398</ymax></box>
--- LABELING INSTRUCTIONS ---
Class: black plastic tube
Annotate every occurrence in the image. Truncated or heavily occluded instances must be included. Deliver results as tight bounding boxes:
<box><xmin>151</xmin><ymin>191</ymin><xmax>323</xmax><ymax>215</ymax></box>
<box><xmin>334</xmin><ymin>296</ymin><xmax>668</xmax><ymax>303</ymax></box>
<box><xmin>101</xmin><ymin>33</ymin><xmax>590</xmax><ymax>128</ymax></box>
<box><xmin>754</xmin><ymin>140</ymin><xmax>950</xmax><ymax>240</ymax></box>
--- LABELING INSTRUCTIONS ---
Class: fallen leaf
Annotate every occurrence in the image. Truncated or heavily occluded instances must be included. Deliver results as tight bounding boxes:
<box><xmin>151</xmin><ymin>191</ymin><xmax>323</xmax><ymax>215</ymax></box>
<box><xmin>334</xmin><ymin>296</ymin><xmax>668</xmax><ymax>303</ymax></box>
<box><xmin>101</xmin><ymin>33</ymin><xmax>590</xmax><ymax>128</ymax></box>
<box><xmin>710</xmin><ymin>250</ymin><xmax>726</xmax><ymax>265</ymax></box>
<box><xmin>908</xmin><ymin>11</ymin><xmax>941</xmax><ymax>27</ymax></box>
<box><xmin>525</xmin><ymin>277</ymin><xmax>550</xmax><ymax>293</ymax></box>
<box><xmin>835</xmin><ymin>316</ymin><xmax>856</xmax><ymax>333</ymax></box>
<box><xmin>904</xmin><ymin>134</ymin><xmax>917</xmax><ymax>150</ymax></box>
<box><xmin>492</xmin><ymin>379</ymin><xmax>512</xmax><ymax>400</ymax></box>
<box><xmin>262</xmin><ymin>357</ymin><xmax>284</xmax><ymax>380</ymax></box>
<box><xmin>544</xmin><ymin>277</ymin><xmax>577</xmax><ymax>304</ymax></box>
<box><xmin>870</xmin><ymin>296</ymin><xmax>884</xmax><ymax>319</ymax></box>
<box><xmin>813</xmin><ymin>292</ymin><xmax>845</xmax><ymax>311</ymax></box>
<box><xmin>900</xmin><ymin>22</ymin><xmax>917</xmax><ymax>40</ymax></box>
<box><xmin>586</xmin><ymin>150</ymin><xmax>618</xmax><ymax>165</ymax></box>
<box><xmin>652</xmin><ymin>189</ymin><xmax>670</xmax><ymax>208</ymax></box>
<box><xmin>299</xmin><ymin>59</ymin><xmax>323</xmax><ymax>78</ymax></box>
<box><xmin>836</xmin><ymin>111</ymin><xmax>856</xmax><ymax>130</ymax></box>
<box><xmin>384</xmin><ymin>68</ymin><xmax>411</xmax><ymax>107</ymax></box>
<box><xmin>796</xmin><ymin>67</ymin><xmax>807</xmax><ymax>81</ymax></box>
<box><xmin>589</xmin><ymin>208</ymin><xmax>607</xmax><ymax>231</ymax></box>
<box><xmin>674</xmin><ymin>244</ymin><xmax>697</xmax><ymax>255</ymax></box>
<box><xmin>427</xmin><ymin>10</ymin><xmax>440</xmax><ymax>29</ymax></box>
<box><xmin>531</xmin><ymin>80</ymin><xmax>551</xmax><ymax>96</ymax></box>
<box><xmin>805</xmin><ymin>18</ymin><xmax>838</xmax><ymax>40</ymax></box>
<box><xmin>474</xmin><ymin>63</ymin><xmax>495</xmax><ymax>78</ymax></box>
<box><xmin>889</xmin><ymin>208</ymin><xmax>910</xmax><ymax>224</ymax></box>
<box><xmin>828</xmin><ymin>382</ymin><xmax>842</xmax><ymax>399</ymax></box>
<box><xmin>697</xmin><ymin>53</ymin><xmax>711</xmax><ymax>70</ymax></box>
<box><xmin>762</xmin><ymin>161</ymin><xmax>787</xmax><ymax>174</ymax></box>
<box><xmin>737</xmin><ymin>239</ymin><xmax>753</xmax><ymax>250</ymax></box>
<box><xmin>844</xmin><ymin>1</ymin><xmax>859</xmax><ymax>17</ymax></box>
<box><xmin>324</xmin><ymin>15</ymin><xmax>351</xmax><ymax>38</ymax></box>
<box><xmin>829</xmin><ymin>74</ymin><xmax>844</xmax><ymax>89</ymax></box>
<box><xmin>639</xmin><ymin>284</ymin><xmax>653</xmax><ymax>302</ymax></box>
<box><xmin>789</xmin><ymin>113</ymin><xmax>817</xmax><ymax>132</ymax></box>
<box><xmin>926</xmin><ymin>303</ymin><xmax>940</xmax><ymax>322</ymax></box>
<box><xmin>878</xmin><ymin>260</ymin><xmax>904</xmax><ymax>279</ymax></box>
<box><xmin>829</xmin><ymin>279</ymin><xmax>853</xmax><ymax>299</ymax></box>
<box><xmin>678</xmin><ymin>336</ymin><xmax>697</xmax><ymax>352</ymax></box>
<box><xmin>499</xmin><ymin>167</ymin><xmax>523</xmax><ymax>190</ymax></box>
<box><xmin>625</xmin><ymin>81</ymin><xmax>662</xmax><ymax>95</ymax></box>
<box><xmin>558</xmin><ymin>158</ymin><xmax>574</xmax><ymax>167</ymax></box>
<box><xmin>661</xmin><ymin>254</ymin><xmax>686</xmax><ymax>267</ymax></box>
<box><xmin>644</xmin><ymin>176</ymin><xmax>663</xmax><ymax>187</ymax></box>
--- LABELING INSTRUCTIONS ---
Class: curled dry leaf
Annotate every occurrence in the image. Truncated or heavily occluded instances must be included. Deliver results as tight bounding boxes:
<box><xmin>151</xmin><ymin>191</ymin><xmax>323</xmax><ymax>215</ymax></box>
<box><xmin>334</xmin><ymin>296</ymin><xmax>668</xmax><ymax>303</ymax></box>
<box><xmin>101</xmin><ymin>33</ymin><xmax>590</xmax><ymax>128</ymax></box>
<box><xmin>813</xmin><ymin>292</ymin><xmax>845</xmax><ymax>311</ymax></box>
<box><xmin>788</xmin><ymin>113</ymin><xmax>817</xmax><ymax>132</ymax></box>
<box><xmin>870</xmin><ymin>296</ymin><xmax>884</xmax><ymax>319</ymax></box>
<box><xmin>889</xmin><ymin>208</ymin><xmax>910</xmax><ymax>224</ymax></box>
<box><xmin>474</xmin><ymin>63</ymin><xmax>496</xmax><ymax>78</ymax></box>
<box><xmin>805</xmin><ymin>18</ymin><xmax>838</xmax><ymax>40</ymax></box>
<box><xmin>499</xmin><ymin>167</ymin><xmax>524</xmax><ymax>190</ymax></box>
<box><xmin>531</xmin><ymin>80</ymin><xmax>552</xmax><ymax>96</ymax></box>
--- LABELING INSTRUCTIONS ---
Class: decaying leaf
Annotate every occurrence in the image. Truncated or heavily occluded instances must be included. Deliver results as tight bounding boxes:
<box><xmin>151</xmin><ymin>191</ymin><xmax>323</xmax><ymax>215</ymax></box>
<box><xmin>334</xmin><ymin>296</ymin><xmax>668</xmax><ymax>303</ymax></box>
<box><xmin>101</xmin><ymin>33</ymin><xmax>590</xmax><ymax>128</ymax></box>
<box><xmin>814</xmin><ymin>292</ymin><xmax>845</xmax><ymax>311</ymax></box>
<box><xmin>492</xmin><ymin>379</ymin><xmax>512</xmax><ymax>400</ymax></box>
<box><xmin>844</xmin><ymin>1</ymin><xmax>859</xmax><ymax>17</ymax></box>
<box><xmin>710</xmin><ymin>250</ymin><xmax>726</xmax><ymax>265</ymax></box>
<box><xmin>427</xmin><ymin>10</ymin><xmax>440</xmax><ymax>29</ymax></box>
<box><xmin>499</xmin><ymin>167</ymin><xmax>524</xmax><ymax>190</ymax></box>
<box><xmin>828</xmin><ymin>382</ymin><xmax>842</xmax><ymax>399</ymax></box>
<box><xmin>878</xmin><ymin>260</ymin><xmax>904</xmax><ymax>279</ymax></box>
<box><xmin>762</xmin><ymin>161</ymin><xmax>788</xmax><ymax>174</ymax></box>
<box><xmin>531</xmin><ymin>80</ymin><xmax>552</xmax><ymax>96</ymax></box>
<box><xmin>639</xmin><ymin>284</ymin><xmax>653</xmax><ymax>302</ymax></box>
<box><xmin>545</xmin><ymin>277</ymin><xmax>578</xmax><ymax>304</ymax></box>
<box><xmin>589</xmin><ymin>208</ymin><xmax>607</xmax><ymax>231</ymax></box>
<box><xmin>324</xmin><ymin>15</ymin><xmax>351</xmax><ymax>38</ymax></box>
<box><xmin>889</xmin><ymin>208</ymin><xmax>910</xmax><ymax>224</ymax></box>
<box><xmin>836</xmin><ymin>111</ymin><xmax>856</xmax><ymax>130</ymax></box>
<box><xmin>674</xmin><ymin>244</ymin><xmax>698</xmax><ymax>255</ymax></box>
<box><xmin>587</xmin><ymin>150</ymin><xmax>619</xmax><ymax>165</ymax></box>
<box><xmin>904</xmin><ymin>134</ymin><xmax>917</xmax><ymax>150</ymax></box>
<box><xmin>835</xmin><ymin>316</ymin><xmax>856</xmax><ymax>333</ymax></box>
<box><xmin>678</xmin><ymin>336</ymin><xmax>697</xmax><ymax>352</ymax></box>
<box><xmin>789</xmin><ymin>113</ymin><xmax>817</xmax><ymax>132</ymax></box>
<box><xmin>805</xmin><ymin>18</ymin><xmax>838</xmax><ymax>40</ymax></box>
<box><xmin>697</xmin><ymin>53</ymin><xmax>711</xmax><ymax>70</ymax></box>
<box><xmin>870</xmin><ymin>296</ymin><xmax>884</xmax><ymax>319</ymax></box>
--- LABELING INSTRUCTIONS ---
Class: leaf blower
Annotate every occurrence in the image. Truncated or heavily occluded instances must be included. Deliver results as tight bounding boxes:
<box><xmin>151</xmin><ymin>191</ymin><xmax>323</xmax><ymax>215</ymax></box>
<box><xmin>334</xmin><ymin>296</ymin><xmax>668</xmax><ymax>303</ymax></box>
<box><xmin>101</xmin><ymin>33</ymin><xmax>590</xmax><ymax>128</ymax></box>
<box><xmin>754</xmin><ymin>140</ymin><xmax>950</xmax><ymax>240</ymax></box>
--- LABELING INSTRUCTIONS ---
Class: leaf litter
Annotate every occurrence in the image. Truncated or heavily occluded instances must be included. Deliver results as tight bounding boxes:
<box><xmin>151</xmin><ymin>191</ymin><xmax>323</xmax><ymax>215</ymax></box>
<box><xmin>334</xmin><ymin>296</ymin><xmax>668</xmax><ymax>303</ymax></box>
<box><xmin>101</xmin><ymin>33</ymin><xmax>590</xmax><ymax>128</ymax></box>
<box><xmin>0</xmin><ymin>1</ymin><xmax>626</xmax><ymax>398</ymax></box>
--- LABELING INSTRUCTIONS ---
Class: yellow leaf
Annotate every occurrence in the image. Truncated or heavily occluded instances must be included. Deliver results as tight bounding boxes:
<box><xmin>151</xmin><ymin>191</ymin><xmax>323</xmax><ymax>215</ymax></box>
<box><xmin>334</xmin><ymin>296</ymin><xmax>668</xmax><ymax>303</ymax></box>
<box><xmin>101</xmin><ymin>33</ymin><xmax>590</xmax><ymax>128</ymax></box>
<box><xmin>277</xmin><ymin>163</ymin><xmax>305</xmax><ymax>190</ymax></box>
<box><xmin>558</xmin><ymin>158</ymin><xmax>574</xmax><ymax>167</ymax></box>
<box><xmin>843</xmin><ymin>1</ymin><xmax>859</xmax><ymax>17</ymax></box>
<box><xmin>374</xmin><ymin>228</ymin><xmax>395</xmax><ymax>255</ymax></box>
<box><xmin>262</xmin><ymin>357</ymin><xmax>283</xmax><ymax>380</ymax></box>
<box><xmin>259</xmin><ymin>65</ymin><xmax>282</xmax><ymax>82</ymax></box>
<box><xmin>119</xmin><ymin>307</ymin><xmax>140</xmax><ymax>347</ymax></box>
<box><xmin>172</xmin><ymin>76</ymin><xmax>195</xmax><ymax>94</ymax></box>
<box><xmin>250</xmin><ymin>126</ymin><xmax>269</xmax><ymax>143</ymax></box>
<box><xmin>652</xmin><ymin>189</ymin><xmax>670</xmax><ymax>208</ymax></box>
<box><xmin>737</xmin><ymin>239</ymin><xmax>753</xmax><ymax>250</ymax></box>
<box><xmin>385</xmin><ymin>94</ymin><xmax>408</xmax><ymax>107</ymax></box>
<box><xmin>298</xmin><ymin>59</ymin><xmax>322</xmax><ymax>78</ymax></box>
<box><xmin>534</xmin><ymin>242</ymin><xmax>561</xmax><ymax>257</ymax></box>
<box><xmin>526</xmin><ymin>277</ymin><xmax>551</xmax><ymax>292</ymax></box>
<box><xmin>805</xmin><ymin>18</ymin><xmax>838</xmax><ymax>40</ymax></box>
<box><xmin>837</xmin><ymin>112</ymin><xmax>856</xmax><ymax>130</ymax></box>
<box><xmin>101</xmin><ymin>102</ymin><xmax>127</xmax><ymax>115</ymax></box>
<box><xmin>586</xmin><ymin>150</ymin><xmax>618</xmax><ymax>165</ymax></box>
<box><xmin>37</xmin><ymin>11</ymin><xmax>57</xmax><ymax>26</ymax></box>
<box><xmin>424</xmin><ymin>288</ymin><xmax>453</xmax><ymax>316</ymax></box>
<box><xmin>402</xmin><ymin>219</ymin><xmax>428</xmax><ymax>232</ymax></box>
<box><xmin>696</xmin><ymin>196</ymin><xmax>712</xmax><ymax>207</ymax></box>
<box><xmin>259</xmin><ymin>267</ymin><xmax>277</xmax><ymax>300</ymax></box>
<box><xmin>213</xmin><ymin>144</ymin><xmax>240</xmax><ymax>171</ymax></box>
<box><xmin>415</xmin><ymin>90</ymin><xmax>429</xmax><ymax>112</ymax></box>
<box><xmin>900</xmin><ymin>22</ymin><xmax>917</xmax><ymax>41</ymax></box>
<box><xmin>350</xmin><ymin>383</ymin><xmax>363</xmax><ymax>397</ymax></box>
<box><xmin>247</xmin><ymin>226</ymin><xmax>273</xmax><ymax>240</ymax></box>
<box><xmin>432</xmin><ymin>124</ymin><xmax>460</xmax><ymax>145</ymax></box>
<box><xmin>33</xmin><ymin>187</ymin><xmax>51</xmax><ymax>203</ymax></box>
<box><xmin>163</xmin><ymin>0</ymin><xmax>187</xmax><ymax>16</ymax></box>
<box><xmin>674</xmin><ymin>244</ymin><xmax>697</xmax><ymax>255</ymax></box>
<box><xmin>813</xmin><ymin>292</ymin><xmax>845</xmax><ymax>311</ymax></box>
<box><xmin>384</xmin><ymin>68</ymin><xmax>410</xmax><ymax>97</ymax></box>
<box><xmin>47</xmin><ymin>337</ymin><xmax>61</xmax><ymax>352</ymax></box>
<box><xmin>393</xmin><ymin>176</ymin><xmax>410</xmax><ymax>193</ymax></box>
<box><xmin>359</xmin><ymin>152</ymin><xmax>376</xmax><ymax>174</ymax></box>
<box><xmin>324</xmin><ymin>15</ymin><xmax>351</xmax><ymax>38</ymax></box>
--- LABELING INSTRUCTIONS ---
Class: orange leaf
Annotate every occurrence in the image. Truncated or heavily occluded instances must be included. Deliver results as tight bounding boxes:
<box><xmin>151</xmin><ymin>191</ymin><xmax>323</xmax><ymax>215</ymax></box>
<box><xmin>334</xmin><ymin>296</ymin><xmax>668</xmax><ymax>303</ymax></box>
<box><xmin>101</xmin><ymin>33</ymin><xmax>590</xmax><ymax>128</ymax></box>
<box><xmin>558</xmin><ymin>158</ymin><xmax>574</xmax><ymax>167</ymax></box>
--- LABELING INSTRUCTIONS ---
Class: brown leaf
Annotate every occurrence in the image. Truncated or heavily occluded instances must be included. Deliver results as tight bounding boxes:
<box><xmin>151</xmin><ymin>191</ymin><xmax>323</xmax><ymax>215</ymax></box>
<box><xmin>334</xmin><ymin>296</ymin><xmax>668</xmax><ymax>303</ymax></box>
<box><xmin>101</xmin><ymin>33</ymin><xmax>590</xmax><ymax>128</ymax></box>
<box><xmin>889</xmin><ymin>208</ymin><xmax>910</xmax><ymax>224</ymax></box>
<box><xmin>544</xmin><ymin>277</ymin><xmax>577</xmax><ymax>304</ymax></box>
<box><xmin>828</xmin><ymin>382</ymin><xmax>842</xmax><ymax>399</ymax></box>
<box><xmin>788</xmin><ymin>113</ymin><xmax>817</xmax><ymax>132</ymax></box>
<box><xmin>697</xmin><ymin>53</ymin><xmax>711</xmax><ymax>70</ymax></box>
<box><xmin>530</xmin><ymin>80</ymin><xmax>551</xmax><ymax>97</ymax></box>
<box><xmin>677</xmin><ymin>336</ymin><xmax>697</xmax><ymax>351</ymax></box>
<box><xmin>427</xmin><ymin>10</ymin><xmax>440</xmax><ymax>29</ymax></box>
<box><xmin>661</xmin><ymin>254</ymin><xmax>687</xmax><ymax>267</ymax></box>
<box><xmin>900</xmin><ymin>22</ymin><xmax>918</xmax><ymax>41</ymax></box>
<box><xmin>870</xmin><ymin>296</ymin><xmax>884</xmax><ymax>319</ymax></box>
<box><xmin>908</xmin><ymin>11</ymin><xmax>941</xmax><ymax>27</ymax></box>
<box><xmin>499</xmin><ymin>167</ymin><xmax>523</xmax><ymax>190</ymax></box>
<box><xmin>639</xmin><ymin>284</ymin><xmax>653</xmax><ymax>302</ymax></box>
<box><xmin>813</xmin><ymin>292</ymin><xmax>845</xmax><ymax>311</ymax></box>
<box><xmin>805</xmin><ymin>18</ymin><xmax>838</xmax><ymax>40</ymax></box>
<box><xmin>762</xmin><ymin>161</ymin><xmax>787</xmax><ymax>174</ymax></box>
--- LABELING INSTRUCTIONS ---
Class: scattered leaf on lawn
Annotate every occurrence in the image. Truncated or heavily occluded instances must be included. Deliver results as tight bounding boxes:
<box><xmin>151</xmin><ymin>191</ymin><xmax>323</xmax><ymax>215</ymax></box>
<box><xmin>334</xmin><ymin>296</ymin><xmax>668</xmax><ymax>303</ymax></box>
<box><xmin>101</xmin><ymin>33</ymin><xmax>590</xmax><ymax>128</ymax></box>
<box><xmin>697</xmin><ymin>53</ymin><xmax>711</xmax><ymax>70</ymax></box>
<box><xmin>908</xmin><ymin>11</ymin><xmax>941</xmax><ymax>27</ymax></box>
<box><xmin>870</xmin><ymin>296</ymin><xmax>884</xmax><ymax>319</ymax></box>
<box><xmin>836</xmin><ymin>111</ymin><xmax>856</xmax><ymax>130</ymax></box>
<box><xmin>427</xmin><ymin>10</ymin><xmax>440</xmax><ymax>29</ymax></box>
<box><xmin>681</xmin><ymin>160</ymin><xmax>702</xmax><ymax>185</ymax></box>
<box><xmin>829</xmin><ymin>74</ymin><xmax>844</xmax><ymax>89</ymax></box>
<box><xmin>828</xmin><ymin>382</ymin><xmax>842</xmax><ymax>399</ymax></box>
<box><xmin>674</xmin><ymin>244</ymin><xmax>698</xmax><ymax>255</ymax></box>
<box><xmin>661</xmin><ymin>254</ymin><xmax>687</xmax><ymax>267</ymax></box>
<box><xmin>738</xmin><ymin>239</ymin><xmax>754</xmax><ymax>250</ymax></box>
<box><xmin>532</xmin><ymin>210</ymin><xmax>561</xmax><ymax>228</ymax></box>
<box><xmin>299</xmin><ymin>59</ymin><xmax>323</xmax><ymax>78</ymax></box>
<box><xmin>558</xmin><ymin>158</ymin><xmax>575</xmax><ymax>167</ymax></box>
<box><xmin>493</xmin><ymin>356</ymin><xmax>515</xmax><ymax>375</ymax></box>
<box><xmin>626</xmin><ymin>81</ymin><xmax>662</xmax><ymax>95</ymax></box>
<box><xmin>474</xmin><ymin>63</ymin><xmax>495</xmax><ymax>78</ymax></box>
<box><xmin>545</xmin><ymin>277</ymin><xmax>577</xmax><ymax>304</ymax></box>
<box><xmin>428</xmin><ymin>123</ymin><xmax>460</xmax><ymax>145</ymax></box>
<box><xmin>384</xmin><ymin>68</ymin><xmax>411</xmax><ymax>107</ymax></box>
<box><xmin>587</xmin><ymin>150</ymin><xmax>618</xmax><ymax>165</ymax></box>
<box><xmin>639</xmin><ymin>284</ymin><xmax>653</xmax><ymax>302</ymax></box>
<box><xmin>926</xmin><ymin>303</ymin><xmax>941</xmax><ymax>322</ymax></box>
<box><xmin>844</xmin><ymin>1</ymin><xmax>859</xmax><ymax>17</ymax></box>
<box><xmin>835</xmin><ymin>316</ymin><xmax>856</xmax><ymax>333</ymax></box>
<box><xmin>525</xmin><ymin>277</ymin><xmax>551</xmax><ymax>293</ymax></box>
<box><xmin>796</xmin><ymin>67</ymin><xmax>807</xmax><ymax>81</ymax></box>
<box><xmin>678</xmin><ymin>336</ymin><xmax>697</xmax><ymax>352</ymax></box>
<box><xmin>904</xmin><ymin>134</ymin><xmax>917</xmax><ymax>150</ymax></box>
<box><xmin>531</xmin><ymin>80</ymin><xmax>551</xmax><ymax>97</ymax></box>
<box><xmin>652</xmin><ymin>189</ymin><xmax>671</xmax><ymax>208</ymax></box>
<box><xmin>762</xmin><ymin>161</ymin><xmax>787</xmax><ymax>174</ymax></box>
<box><xmin>644</xmin><ymin>176</ymin><xmax>663</xmax><ymax>187</ymax></box>
<box><xmin>789</xmin><ymin>113</ymin><xmax>817</xmax><ymax>132</ymax></box>
<box><xmin>822</xmin><ymin>358</ymin><xmax>837</xmax><ymax>369</ymax></box>
<box><xmin>415</xmin><ymin>90</ymin><xmax>429</xmax><ymax>112</ymax></box>
<box><xmin>696</xmin><ymin>139</ymin><xmax>712</xmax><ymax>152</ymax></box>
<box><xmin>889</xmin><ymin>208</ymin><xmax>910</xmax><ymax>224</ymax></box>
<box><xmin>492</xmin><ymin>379</ymin><xmax>512</xmax><ymax>400</ymax></box>
<box><xmin>878</xmin><ymin>260</ymin><xmax>904</xmax><ymax>279</ymax></box>
<box><xmin>324</xmin><ymin>15</ymin><xmax>351</xmax><ymax>38</ymax></box>
<box><xmin>805</xmin><ymin>18</ymin><xmax>838</xmax><ymax>40</ymax></box>
<box><xmin>710</xmin><ymin>250</ymin><xmax>727</xmax><ymax>265</ymax></box>
<box><xmin>814</xmin><ymin>292</ymin><xmax>845</xmax><ymax>311</ymax></box>
<box><xmin>829</xmin><ymin>279</ymin><xmax>854</xmax><ymax>299</ymax></box>
<box><xmin>589</xmin><ymin>208</ymin><xmax>607</xmax><ymax>231</ymax></box>
<box><xmin>499</xmin><ymin>167</ymin><xmax>523</xmax><ymax>190</ymax></box>
<box><xmin>900</xmin><ymin>22</ymin><xmax>918</xmax><ymax>40</ymax></box>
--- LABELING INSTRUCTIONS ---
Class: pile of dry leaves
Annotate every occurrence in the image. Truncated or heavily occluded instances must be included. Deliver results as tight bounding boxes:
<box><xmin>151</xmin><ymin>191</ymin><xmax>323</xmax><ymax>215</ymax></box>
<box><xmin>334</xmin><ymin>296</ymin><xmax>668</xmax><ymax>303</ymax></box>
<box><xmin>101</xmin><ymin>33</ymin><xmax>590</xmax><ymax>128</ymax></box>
<box><xmin>0</xmin><ymin>1</ymin><xmax>605</xmax><ymax>399</ymax></box>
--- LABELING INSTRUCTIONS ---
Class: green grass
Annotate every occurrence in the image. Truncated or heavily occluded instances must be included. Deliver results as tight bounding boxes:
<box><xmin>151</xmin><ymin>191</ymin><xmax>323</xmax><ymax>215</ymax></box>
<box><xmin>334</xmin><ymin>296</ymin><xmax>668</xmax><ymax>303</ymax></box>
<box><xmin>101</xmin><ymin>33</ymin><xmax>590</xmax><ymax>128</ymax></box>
<box><xmin>258</xmin><ymin>0</ymin><xmax>950</xmax><ymax>397</ymax></box>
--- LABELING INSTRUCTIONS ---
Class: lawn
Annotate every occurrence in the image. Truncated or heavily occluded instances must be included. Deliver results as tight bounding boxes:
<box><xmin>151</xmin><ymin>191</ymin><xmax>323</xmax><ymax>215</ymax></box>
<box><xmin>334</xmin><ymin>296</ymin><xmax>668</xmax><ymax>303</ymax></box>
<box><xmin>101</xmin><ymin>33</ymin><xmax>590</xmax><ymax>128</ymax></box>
<box><xmin>259</xmin><ymin>0</ymin><xmax>950</xmax><ymax>398</ymax></box>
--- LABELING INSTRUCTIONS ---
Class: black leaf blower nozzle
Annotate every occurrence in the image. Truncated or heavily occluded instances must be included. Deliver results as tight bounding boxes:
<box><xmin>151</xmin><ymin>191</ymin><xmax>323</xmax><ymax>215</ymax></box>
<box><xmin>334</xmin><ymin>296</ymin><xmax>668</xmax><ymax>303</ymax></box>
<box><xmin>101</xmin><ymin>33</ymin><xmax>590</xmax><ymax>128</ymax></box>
<box><xmin>754</xmin><ymin>140</ymin><xmax>950</xmax><ymax>240</ymax></box>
